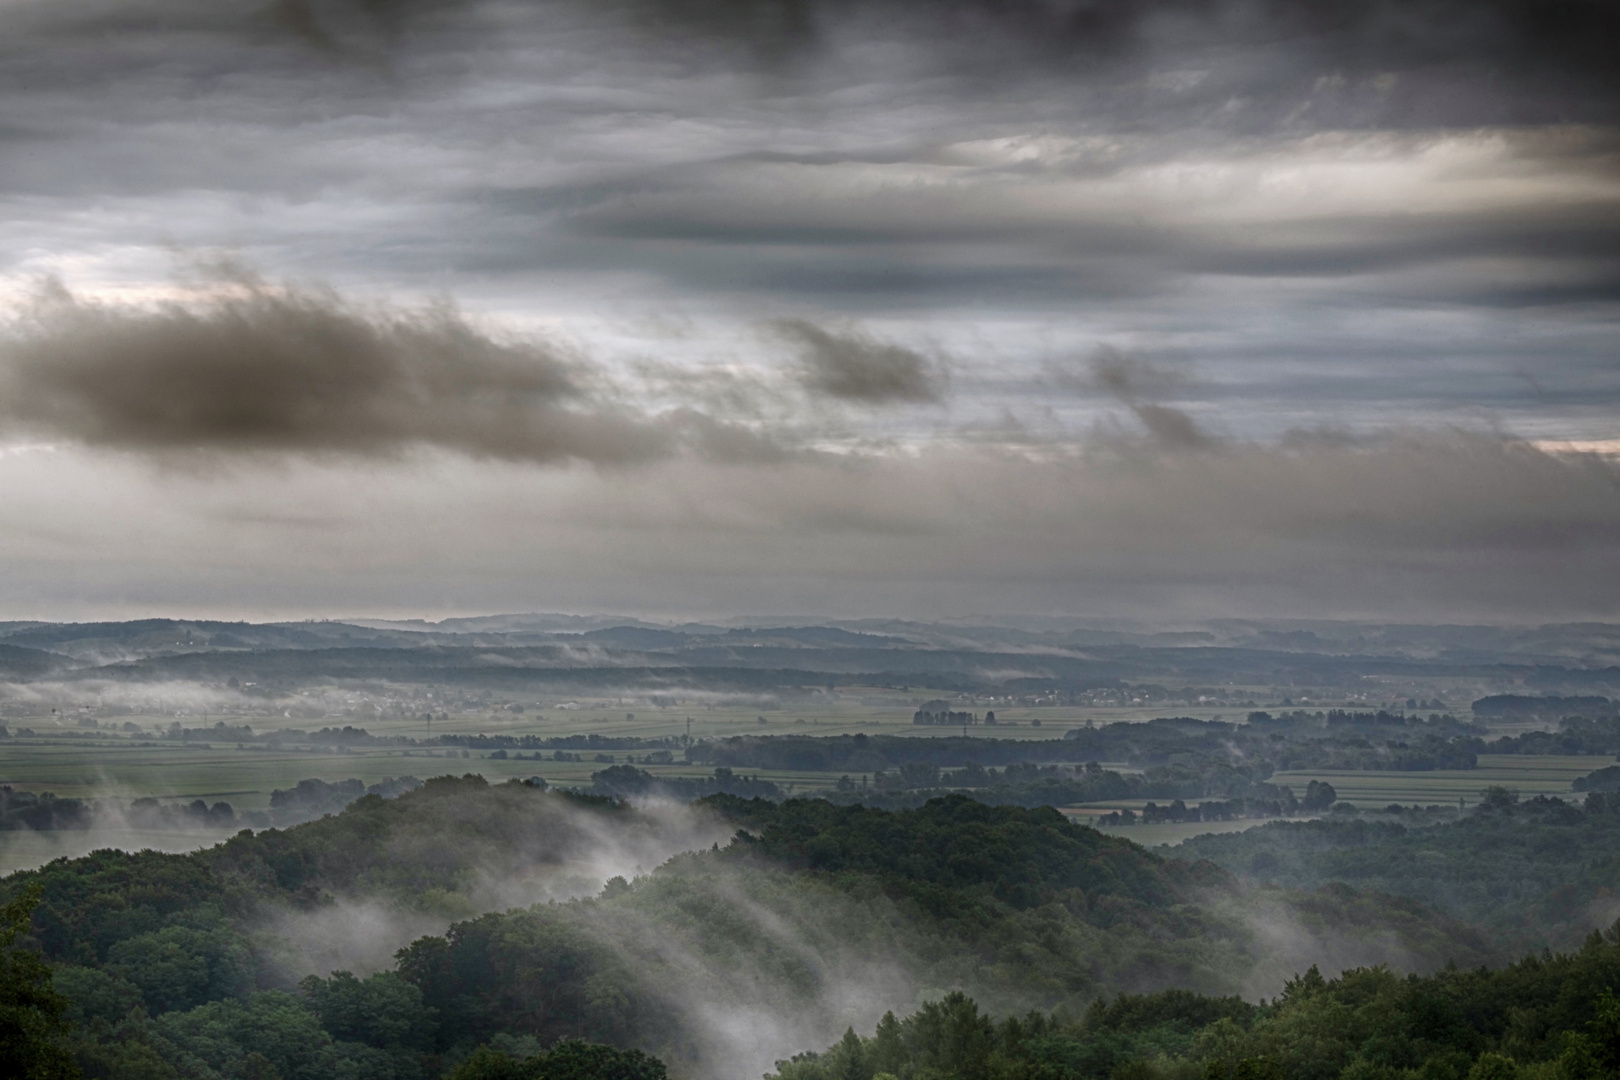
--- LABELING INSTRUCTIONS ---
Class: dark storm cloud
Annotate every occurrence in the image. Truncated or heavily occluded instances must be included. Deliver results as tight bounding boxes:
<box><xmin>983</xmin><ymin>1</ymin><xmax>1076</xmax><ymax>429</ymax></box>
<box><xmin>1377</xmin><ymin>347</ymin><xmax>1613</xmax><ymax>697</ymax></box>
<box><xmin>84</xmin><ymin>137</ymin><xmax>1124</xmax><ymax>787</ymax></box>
<box><xmin>0</xmin><ymin>274</ymin><xmax>787</xmax><ymax>465</ymax></box>
<box><xmin>594</xmin><ymin>0</ymin><xmax>1620</xmax><ymax>133</ymax></box>
<box><xmin>7</xmin><ymin>0</ymin><xmax>1619</xmax><ymax>123</ymax></box>
<box><xmin>775</xmin><ymin>319</ymin><xmax>946</xmax><ymax>403</ymax></box>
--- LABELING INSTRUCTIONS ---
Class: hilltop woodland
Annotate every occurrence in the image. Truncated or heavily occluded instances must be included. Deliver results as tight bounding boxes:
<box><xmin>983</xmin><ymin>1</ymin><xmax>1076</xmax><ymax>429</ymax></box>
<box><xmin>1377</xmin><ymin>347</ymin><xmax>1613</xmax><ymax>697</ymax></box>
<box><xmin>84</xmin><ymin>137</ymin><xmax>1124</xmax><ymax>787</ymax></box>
<box><xmin>1172</xmin><ymin>788</ymin><xmax>1620</xmax><ymax>953</ymax></box>
<box><xmin>767</xmin><ymin>935</ymin><xmax>1620</xmax><ymax>1080</ymax></box>
<box><xmin>0</xmin><ymin>778</ymin><xmax>1516</xmax><ymax>1080</ymax></box>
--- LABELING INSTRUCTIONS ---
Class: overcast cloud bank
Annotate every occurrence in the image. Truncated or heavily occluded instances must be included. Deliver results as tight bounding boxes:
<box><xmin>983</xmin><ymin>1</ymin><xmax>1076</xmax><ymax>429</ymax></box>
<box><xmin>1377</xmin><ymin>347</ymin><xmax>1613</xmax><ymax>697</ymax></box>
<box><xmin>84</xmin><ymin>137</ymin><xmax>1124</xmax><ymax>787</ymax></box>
<box><xmin>0</xmin><ymin>0</ymin><xmax>1614</xmax><ymax>619</ymax></box>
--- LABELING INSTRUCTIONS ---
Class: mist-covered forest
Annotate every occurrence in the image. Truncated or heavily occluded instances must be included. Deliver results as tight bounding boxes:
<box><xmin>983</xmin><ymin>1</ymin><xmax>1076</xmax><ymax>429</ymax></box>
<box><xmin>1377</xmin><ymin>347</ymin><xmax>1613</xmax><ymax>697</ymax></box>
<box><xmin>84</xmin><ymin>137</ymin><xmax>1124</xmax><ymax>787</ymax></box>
<box><xmin>4</xmin><ymin>772</ymin><xmax>1618</xmax><ymax>1080</ymax></box>
<box><xmin>4</xmin><ymin>618</ymin><xmax>1620</xmax><ymax>1078</ymax></box>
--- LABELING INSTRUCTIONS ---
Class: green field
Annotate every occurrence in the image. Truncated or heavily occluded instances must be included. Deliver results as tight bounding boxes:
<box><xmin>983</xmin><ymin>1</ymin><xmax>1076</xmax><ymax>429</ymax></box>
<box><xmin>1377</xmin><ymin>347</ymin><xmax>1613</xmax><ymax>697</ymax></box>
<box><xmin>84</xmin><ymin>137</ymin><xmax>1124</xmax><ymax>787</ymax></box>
<box><xmin>1268</xmin><ymin>754</ymin><xmax>1606</xmax><ymax>807</ymax></box>
<box><xmin>2</xmin><ymin>710</ymin><xmax>1601</xmax><ymax>815</ymax></box>
<box><xmin>4</xmin><ymin>696</ymin><xmax>1606</xmax><ymax>874</ymax></box>
<box><xmin>4</xmin><ymin>678</ymin><xmax>1416</xmax><ymax>748</ymax></box>
<box><xmin>0</xmin><ymin>690</ymin><xmax>1268</xmax><ymax>806</ymax></box>
<box><xmin>0</xmin><ymin>737</ymin><xmax>855</xmax><ymax>806</ymax></box>
<box><xmin>1066</xmin><ymin>754</ymin><xmax>1609</xmax><ymax>848</ymax></box>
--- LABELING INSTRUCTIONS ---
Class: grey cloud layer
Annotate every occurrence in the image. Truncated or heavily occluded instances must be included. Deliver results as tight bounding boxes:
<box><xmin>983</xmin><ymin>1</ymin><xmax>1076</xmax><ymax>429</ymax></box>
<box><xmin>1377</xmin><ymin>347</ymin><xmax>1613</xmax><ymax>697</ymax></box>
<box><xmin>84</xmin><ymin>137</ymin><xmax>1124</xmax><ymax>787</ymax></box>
<box><xmin>776</xmin><ymin>319</ymin><xmax>946</xmax><ymax>403</ymax></box>
<box><xmin>0</xmin><ymin>431</ymin><xmax>1614</xmax><ymax>621</ymax></box>
<box><xmin>1</xmin><ymin>274</ymin><xmax>1610</xmax><ymax>620</ymax></box>
<box><xmin>2</xmin><ymin>0</ymin><xmax>1615</xmax><ymax>346</ymax></box>
<box><xmin>0</xmin><ymin>0</ymin><xmax>1616</xmax><ymax>618</ymax></box>
<box><xmin>0</xmin><ymin>278</ymin><xmax>734</xmax><ymax>464</ymax></box>
<box><xmin>0</xmin><ymin>274</ymin><xmax>972</xmax><ymax>462</ymax></box>
<box><xmin>10</xmin><ymin>0</ymin><xmax>1619</xmax><ymax>126</ymax></box>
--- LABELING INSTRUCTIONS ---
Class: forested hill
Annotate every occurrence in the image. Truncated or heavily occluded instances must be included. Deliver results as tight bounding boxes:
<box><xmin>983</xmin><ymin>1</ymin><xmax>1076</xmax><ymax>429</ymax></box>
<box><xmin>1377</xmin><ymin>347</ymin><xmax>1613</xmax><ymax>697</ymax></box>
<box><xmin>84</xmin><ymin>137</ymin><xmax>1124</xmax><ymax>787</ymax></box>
<box><xmin>768</xmin><ymin>928</ymin><xmax>1620</xmax><ymax>1080</ymax></box>
<box><xmin>708</xmin><ymin>794</ymin><xmax>1199</xmax><ymax>916</ymax></box>
<box><xmin>0</xmin><ymin>778</ymin><xmax>1502</xmax><ymax>1079</ymax></box>
<box><xmin>1173</xmin><ymin>789</ymin><xmax>1620</xmax><ymax>952</ymax></box>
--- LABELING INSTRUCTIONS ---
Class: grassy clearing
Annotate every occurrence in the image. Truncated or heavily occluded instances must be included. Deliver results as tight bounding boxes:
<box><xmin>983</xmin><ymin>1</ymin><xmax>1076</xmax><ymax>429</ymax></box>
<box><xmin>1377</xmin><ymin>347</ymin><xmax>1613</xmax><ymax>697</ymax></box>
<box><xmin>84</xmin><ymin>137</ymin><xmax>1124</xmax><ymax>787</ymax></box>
<box><xmin>0</xmin><ymin>736</ymin><xmax>861</xmax><ymax>804</ymax></box>
<box><xmin>1065</xmin><ymin>756</ymin><xmax>1609</xmax><ymax>848</ymax></box>
<box><xmin>1267</xmin><ymin>754</ymin><xmax>1606</xmax><ymax>808</ymax></box>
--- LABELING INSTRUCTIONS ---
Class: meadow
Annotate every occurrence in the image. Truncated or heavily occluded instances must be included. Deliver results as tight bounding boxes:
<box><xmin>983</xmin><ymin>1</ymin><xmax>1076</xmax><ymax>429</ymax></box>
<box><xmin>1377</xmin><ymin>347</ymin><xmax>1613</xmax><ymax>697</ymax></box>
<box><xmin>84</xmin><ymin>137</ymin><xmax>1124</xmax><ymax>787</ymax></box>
<box><xmin>4</xmin><ymin>689</ymin><xmax>1605</xmax><ymax>872</ymax></box>
<box><xmin>0</xmin><ymin>687</ymin><xmax>1282</xmax><ymax>805</ymax></box>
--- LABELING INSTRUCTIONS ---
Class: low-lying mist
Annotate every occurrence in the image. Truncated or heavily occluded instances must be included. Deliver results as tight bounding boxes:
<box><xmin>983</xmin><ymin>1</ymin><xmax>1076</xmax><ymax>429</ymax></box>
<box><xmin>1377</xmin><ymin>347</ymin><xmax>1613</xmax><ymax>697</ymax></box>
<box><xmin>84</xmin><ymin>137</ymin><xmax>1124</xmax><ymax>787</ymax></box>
<box><xmin>241</xmin><ymin>785</ymin><xmax>735</xmax><ymax>980</ymax></box>
<box><xmin>5</xmin><ymin>775</ymin><xmax>1509</xmax><ymax>1080</ymax></box>
<box><xmin>226</xmin><ymin>784</ymin><xmax>1493</xmax><ymax>1080</ymax></box>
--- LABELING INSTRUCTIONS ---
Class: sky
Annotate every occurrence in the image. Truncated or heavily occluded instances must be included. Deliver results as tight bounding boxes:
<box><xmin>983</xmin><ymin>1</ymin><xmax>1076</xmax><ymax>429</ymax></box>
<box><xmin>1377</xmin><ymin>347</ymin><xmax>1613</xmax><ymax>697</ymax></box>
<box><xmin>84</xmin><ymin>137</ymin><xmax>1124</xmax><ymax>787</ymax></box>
<box><xmin>0</xmin><ymin>0</ymin><xmax>1616</xmax><ymax>623</ymax></box>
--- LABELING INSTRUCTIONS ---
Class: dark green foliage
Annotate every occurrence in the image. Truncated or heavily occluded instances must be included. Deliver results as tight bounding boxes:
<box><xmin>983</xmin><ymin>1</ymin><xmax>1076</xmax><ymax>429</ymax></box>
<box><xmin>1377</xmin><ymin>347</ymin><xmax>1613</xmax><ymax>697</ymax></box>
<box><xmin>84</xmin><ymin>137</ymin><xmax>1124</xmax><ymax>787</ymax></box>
<box><xmin>588</xmin><ymin>764</ymin><xmax>782</xmax><ymax>801</ymax></box>
<box><xmin>0</xmin><ymin>781</ymin><xmax>1506</xmax><ymax>1079</ymax></box>
<box><xmin>394</xmin><ymin>904</ymin><xmax>668</xmax><ymax>1054</ymax></box>
<box><xmin>1078</xmin><ymin>989</ymin><xmax>1254</xmax><ymax>1036</ymax></box>
<box><xmin>380</xmin><ymin>789</ymin><xmax>1492</xmax><ymax>1076</ymax></box>
<box><xmin>300</xmin><ymin>969</ymin><xmax>436</xmax><ymax>1050</ymax></box>
<box><xmin>0</xmin><ymin>789</ymin><xmax>94</xmax><ymax>832</ymax></box>
<box><xmin>270</xmin><ymin>776</ymin><xmax>368</xmax><ymax>819</ymax></box>
<box><xmin>105</xmin><ymin>924</ymin><xmax>254</xmax><ymax>1014</ymax></box>
<box><xmin>13</xmin><ymin>848</ymin><xmax>232</xmax><ymax>966</ymax></box>
<box><xmin>4</xmin><ymin>848</ymin><xmax>255</xmax><ymax>1017</ymax></box>
<box><xmin>772</xmin><ymin>931</ymin><xmax>1620</xmax><ymax>1080</ymax></box>
<box><xmin>0</xmin><ymin>883</ymin><xmax>81</xmax><ymax>1079</ymax></box>
<box><xmin>1177</xmin><ymin>793</ymin><xmax>1620</xmax><ymax>950</ymax></box>
<box><xmin>51</xmin><ymin>966</ymin><xmax>143</xmax><ymax>1027</ymax></box>
<box><xmin>706</xmin><ymin>793</ymin><xmax>1194</xmax><ymax>917</ymax></box>
<box><xmin>153</xmin><ymin>989</ymin><xmax>431</xmax><ymax>1080</ymax></box>
<box><xmin>1472</xmin><ymin>696</ymin><xmax>1615</xmax><ymax>720</ymax></box>
<box><xmin>446</xmin><ymin>1040</ymin><xmax>666</xmax><ymax>1080</ymax></box>
<box><xmin>1574</xmin><ymin>766</ymin><xmax>1620</xmax><ymax>793</ymax></box>
<box><xmin>203</xmin><ymin>775</ymin><xmax>642</xmax><ymax>906</ymax></box>
<box><xmin>1301</xmin><ymin>782</ymin><xmax>1337</xmax><ymax>812</ymax></box>
<box><xmin>153</xmin><ymin>991</ymin><xmax>334</xmax><ymax>1080</ymax></box>
<box><xmin>1484</xmin><ymin>715</ymin><xmax>1620</xmax><ymax>755</ymax></box>
<box><xmin>448</xmin><ymin>1047</ymin><xmax>535</xmax><ymax>1080</ymax></box>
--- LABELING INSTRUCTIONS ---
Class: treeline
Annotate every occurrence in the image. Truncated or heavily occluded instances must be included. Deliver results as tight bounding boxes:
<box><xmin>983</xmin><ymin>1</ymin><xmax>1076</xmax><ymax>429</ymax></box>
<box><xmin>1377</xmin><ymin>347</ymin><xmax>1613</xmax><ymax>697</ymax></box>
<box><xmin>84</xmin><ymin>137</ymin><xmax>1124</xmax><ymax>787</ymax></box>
<box><xmin>769</xmin><ymin>927</ymin><xmax>1620</xmax><ymax>1080</ymax></box>
<box><xmin>1573</xmin><ymin>766</ymin><xmax>1620</xmax><ymax>793</ymax></box>
<box><xmin>1480</xmin><ymin>716</ymin><xmax>1620</xmax><ymax>756</ymax></box>
<box><xmin>0</xmin><ymin>786</ymin><xmax>240</xmax><ymax>832</ymax></box>
<box><xmin>267</xmin><ymin>775</ymin><xmax>424</xmax><ymax>822</ymax></box>
<box><xmin>699</xmin><ymin>719</ymin><xmax>1485</xmax><ymax>782</ymax></box>
<box><xmin>155</xmin><ymin>720</ymin><xmax>686</xmax><ymax>752</ymax></box>
<box><xmin>1175</xmin><ymin>788</ymin><xmax>1620</xmax><ymax>952</ymax></box>
<box><xmin>0</xmin><ymin>786</ymin><xmax>93</xmax><ymax>831</ymax></box>
<box><xmin>0</xmin><ymin>781</ymin><xmax>1502</xmax><ymax>1078</ymax></box>
<box><xmin>815</xmin><ymin>760</ymin><xmax>1291</xmax><ymax>815</ymax></box>
<box><xmin>150</xmin><ymin>713</ymin><xmax>1620</xmax><ymax>776</ymax></box>
<box><xmin>0</xmin><ymin>775</ymin><xmax>425</xmax><ymax>833</ymax></box>
<box><xmin>1093</xmin><ymin>781</ymin><xmax>1340</xmax><ymax>828</ymax></box>
<box><xmin>1472</xmin><ymin>694</ymin><xmax>1616</xmax><ymax>718</ymax></box>
<box><xmin>5</xmin><ymin>877</ymin><xmax>667</xmax><ymax>1080</ymax></box>
<box><xmin>379</xmin><ymin>792</ymin><xmax>1486</xmax><ymax>1073</ymax></box>
<box><xmin>585</xmin><ymin>764</ymin><xmax>784</xmax><ymax>801</ymax></box>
